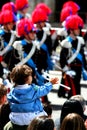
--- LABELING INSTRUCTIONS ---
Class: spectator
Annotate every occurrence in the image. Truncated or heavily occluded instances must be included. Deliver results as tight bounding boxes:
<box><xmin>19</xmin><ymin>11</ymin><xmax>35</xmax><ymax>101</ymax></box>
<box><xmin>70</xmin><ymin>94</ymin><xmax>87</xmax><ymax>120</ymax></box>
<box><xmin>0</xmin><ymin>84</ymin><xmax>7</xmax><ymax>107</ymax></box>
<box><xmin>0</xmin><ymin>84</ymin><xmax>10</xmax><ymax>130</ymax></box>
<box><xmin>4</xmin><ymin>64</ymin><xmax>58</xmax><ymax>129</ymax></box>
<box><xmin>55</xmin><ymin>99</ymin><xmax>85</xmax><ymax>130</ymax></box>
<box><xmin>27</xmin><ymin>116</ymin><xmax>55</xmax><ymax>130</ymax></box>
<box><xmin>60</xmin><ymin>113</ymin><xmax>86</xmax><ymax>130</ymax></box>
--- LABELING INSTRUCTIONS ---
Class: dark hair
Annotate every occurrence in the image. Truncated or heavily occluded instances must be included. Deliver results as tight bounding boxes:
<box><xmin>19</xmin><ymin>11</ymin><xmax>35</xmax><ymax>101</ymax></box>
<box><xmin>60</xmin><ymin>99</ymin><xmax>84</xmax><ymax>125</ymax></box>
<box><xmin>10</xmin><ymin>65</ymin><xmax>32</xmax><ymax>85</ymax></box>
<box><xmin>27</xmin><ymin>116</ymin><xmax>54</xmax><ymax>130</ymax></box>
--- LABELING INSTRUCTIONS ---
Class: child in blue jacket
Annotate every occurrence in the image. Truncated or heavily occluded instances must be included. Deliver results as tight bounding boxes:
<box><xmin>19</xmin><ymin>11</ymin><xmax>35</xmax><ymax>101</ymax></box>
<box><xmin>7</xmin><ymin>64</ymin><xmax>58</xmax><ymax>126</ymax></box>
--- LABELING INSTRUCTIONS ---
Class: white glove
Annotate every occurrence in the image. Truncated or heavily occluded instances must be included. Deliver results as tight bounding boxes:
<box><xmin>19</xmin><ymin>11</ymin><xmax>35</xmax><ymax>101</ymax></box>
<box><xmin>65</xmin><ymin>70</ymin><xmax>76</xmax><ymax>77</ymax></box>
<box><xmin>32</xmin><ymin>40</ymin><xmax>40</xmax><ymax>50</ymax></box>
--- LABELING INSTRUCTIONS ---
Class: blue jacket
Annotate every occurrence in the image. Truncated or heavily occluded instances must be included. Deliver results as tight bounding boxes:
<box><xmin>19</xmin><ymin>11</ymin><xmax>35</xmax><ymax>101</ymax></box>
<box><xmin>7</xmin><ymin>82</ymin><xmax>52</xmax><ymax>112</ymax></box>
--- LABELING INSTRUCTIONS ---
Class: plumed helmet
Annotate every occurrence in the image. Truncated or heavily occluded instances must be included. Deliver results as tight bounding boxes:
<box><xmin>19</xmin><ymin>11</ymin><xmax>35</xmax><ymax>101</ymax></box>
<box><xmin>15</xmin><ymin>0</ymin><xmax>29</xmax><ymax>10</ymax></box>
<box><xmin>62</xmin><ymin>1</ymin><xmax>80</xmax><ymax>14</ymax></box>
<box><xmin>0</xmin><ymin>10</ymin><xmax>17</xmax><ymax>25</ymax></box>
<box><xmin>17</xmin><ymin>18</ymin><xmax>36</xmax><ymax>37</ymax></box>
<box><xmin>36</xmin><ymin>3</ymin><xmax>52</xmax><ymax>16</ymax></box>
<box><xmin>65</xmin><ymin>14</ymin><xmax>84</xmax><ymax>30</ymax></box>
<box><xmin>60</xmin><ymin>6</ymin><xmax>73</xmax><ymax>22</ymax></box>
<box><xmin>32</xmin><ymin>8</ymin><xmax>48</xmax><ymax>24</ymax></box>
<box><xmin>2</xmin><ymin>2</ymin><xmax>17</xmax><ymax>14</ymax></box>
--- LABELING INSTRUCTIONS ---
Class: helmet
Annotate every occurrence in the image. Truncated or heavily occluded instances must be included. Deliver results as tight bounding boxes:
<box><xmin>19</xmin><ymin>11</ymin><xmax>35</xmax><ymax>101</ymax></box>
<box><xmin>15</xmin><ymin>0</ymin><xmax>29</xmax><ymax>10</ymax></box>
<box><xmin>62</xmin><ymin>1</ymin><xmax>80</xmax><ymax>14</ymax></box>
<box><xmin>0</xmin><ymin>10</ymin><xmax>17</xmax><ymax>25</ymax></box>
<box><xmin>60</xmin><ymin>6</ymin><xmax>73</xmax><ymax>22</ymax></box>
<box><xmin>17</xmin><ymin>18</ymin><xmax>36</xmax><ymax>36</ymax></box>
<box><xmin>36</xmin><ymin>3</ymin><xmax>52</xmax><ymax>16</ymax></box>
<box><xmin>65</xmin><ymin>14</ymin><xmax>84</xmax><ymax>30</ymax></box>
<box><xmin>2</xmin><ymin>2</ymin><xmax>17</xmax><ymax>14</ymax></box>
<box><xmin>32</xmin><ymin>8</ymin><xmax>48</xmax><ymax>24</ymax></box>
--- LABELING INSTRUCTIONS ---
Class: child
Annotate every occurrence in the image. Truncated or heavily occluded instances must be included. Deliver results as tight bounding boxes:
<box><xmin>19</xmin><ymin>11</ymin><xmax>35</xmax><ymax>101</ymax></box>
<box><xmin>7</xmin><ymin>64</ymin><xmax>58</xmax><ymax>126</ymax></box>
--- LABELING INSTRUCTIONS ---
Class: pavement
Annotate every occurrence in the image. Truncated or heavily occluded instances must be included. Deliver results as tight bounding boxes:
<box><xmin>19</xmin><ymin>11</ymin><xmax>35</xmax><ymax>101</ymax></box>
<box><xmin>47</xmin><ymin>71</ymin><xmax>87</xmax><ymax>122</ymax></box>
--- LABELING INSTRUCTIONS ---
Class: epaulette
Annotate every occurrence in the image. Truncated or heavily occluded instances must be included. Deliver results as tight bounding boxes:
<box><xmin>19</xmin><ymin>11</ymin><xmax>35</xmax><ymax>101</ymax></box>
<box><xmin>77</xmin><ymin>36</ymin><xmax>85</xmax><ymax>45</ymax></box>
<box><xmin>60</xmin><ymin>39</ymin><xmax>72</xmax><ymax>48</ymax></box>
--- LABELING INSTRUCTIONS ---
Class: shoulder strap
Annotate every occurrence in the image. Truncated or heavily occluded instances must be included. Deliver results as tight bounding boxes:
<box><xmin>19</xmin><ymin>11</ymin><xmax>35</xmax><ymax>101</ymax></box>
<box><xmin>39</xmin><ymin>30</ymin><xmax>47</xmax><ymax>47</ymax></box>
<box><xmin>0</xmin><ymin>31</ymin><xmax>16</xmax><ymax>56</ymax></box>
<box><xmin>67</xmin><ymin>37</ymin><xmax>82</xmax><ymax>64</ymax></box>
<box><xmin>17</xmin><ymin>40</ymin><xmax>37</xmax><ymax>65</ymax></box>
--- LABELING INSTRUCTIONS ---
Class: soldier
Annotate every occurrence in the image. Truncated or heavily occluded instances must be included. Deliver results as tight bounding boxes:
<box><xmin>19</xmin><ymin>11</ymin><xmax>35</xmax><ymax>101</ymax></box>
<box><xmin>13</xmin><ymin>18</ymin><xmax>46</xmax><ymax>85</ymax></box>
<box><xmin>15</xmin><ymin>0</ymin><xmax>31</xmax><ymax>20</ymax></box>
<box><xmin>0</xmin><ymin>10</ymin><xmax>17</xmax><ymax>77</ymax></box>
<box><xmin>58</xmin><ymin>14</ymin><xmax>86</xmax><ymax>98</ymax></box>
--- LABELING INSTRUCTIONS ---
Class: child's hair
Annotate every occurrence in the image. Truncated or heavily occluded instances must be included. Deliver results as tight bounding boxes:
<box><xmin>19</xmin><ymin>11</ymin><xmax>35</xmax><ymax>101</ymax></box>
<box><xmin>0</xmin><ymin>84</ymin><xmax>7</xmax><ymax>100</ymax></box>
<box><xmin>10</xmin><ymin>65</ymin><xmax>32</xmax><ymax>85</ymax></box>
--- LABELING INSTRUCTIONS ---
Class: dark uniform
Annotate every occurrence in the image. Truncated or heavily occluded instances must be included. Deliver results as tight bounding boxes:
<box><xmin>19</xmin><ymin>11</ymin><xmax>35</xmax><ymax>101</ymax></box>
<box><xmin>58</xmin><ymin>37</ymin><xmax>86</xmax><ymax>98</ymax></box>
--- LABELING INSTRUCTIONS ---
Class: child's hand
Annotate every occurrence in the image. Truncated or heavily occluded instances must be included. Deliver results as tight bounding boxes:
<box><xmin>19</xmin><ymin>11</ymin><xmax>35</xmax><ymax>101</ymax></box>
<box><xmin>50</xmin><ymin>77</ymin><xmax>59</xmax><ymax>85</ymax></box>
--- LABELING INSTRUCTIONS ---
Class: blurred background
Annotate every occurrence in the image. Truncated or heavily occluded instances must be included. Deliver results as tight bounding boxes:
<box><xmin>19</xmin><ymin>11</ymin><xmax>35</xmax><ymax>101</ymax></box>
<box><xmin>1</xmin><ymin>0</ymin><xmax>87</xmax><ymax>25</ymax></box>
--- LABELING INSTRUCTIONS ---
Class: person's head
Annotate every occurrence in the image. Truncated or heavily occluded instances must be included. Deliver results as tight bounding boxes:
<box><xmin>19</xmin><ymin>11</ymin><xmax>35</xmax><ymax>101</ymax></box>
<box><xmin>62</xmin><ymin>1</ymin><xmax>80</xmax><ymax>14</ymax></box>
<box><xmin>36</xmin><ymin>3</ymin><xmax>52</xmax><ymax>17</ymax></box>
<box><xmin>65</xmin><ymin>14</ymin><xmax>84</xmax><ymax>36</ymax></box>
<box><xmin>32</xmin><ymin>8</ymin><xmax>48</xmax><ymax>29</ymax></box>
<box><xmin>70</xmin><ymin>95</ymin><xmax>86</xmax><ymax>112</ymax></box>
<box><xmin>60</xmin><ymin>99</ymin><xmax>84</xmax><ymax>125</ymax></box>
<box><xmin>10</xmin><ymin>65</ymin><xmax>32</xmax><ymax>85</ymax></box>
<box><xmin>0</xmin><ymin>84</ymin><xmax>7</xmax><ymax>105</ymax></box>
<box><xmin>15</xmin><ymin>0</ymin><xmax>29</xmax><ymax>15</ymax></box>
<box><xmin>0</xmin><ymin>10</ymin><xmax>17</xmax><ymax>31</ymax></box>
<box><xmin>60</xmin><ymin>113</ymin><xmax>86</xmax><ymax>130</ymax></box>
<box><xmin>60</xmin><ymin>6</ymin><xmax>73</xmax><ymax>22</ymax></box>
<box><xmin>17</xmin><ymin>18</ymin><xmax>36</xmax><ymax>40</ymax></box>
<box><xmin>27</xmin><ymin>116</ymin><xmax>55</xmax><ymax>130</ymax></box>
<box><xmin>1</xmin><ymin>2</ymin><xmax>17</xmax><ymax>15</ymax></box>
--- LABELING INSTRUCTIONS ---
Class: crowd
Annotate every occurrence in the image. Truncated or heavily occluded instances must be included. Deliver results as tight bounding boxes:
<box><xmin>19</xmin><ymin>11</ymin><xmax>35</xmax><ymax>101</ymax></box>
<box><xmin>0</xmin><ymin>0</ymin><xmax>87</xmax><ymax>130</ymax></box>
